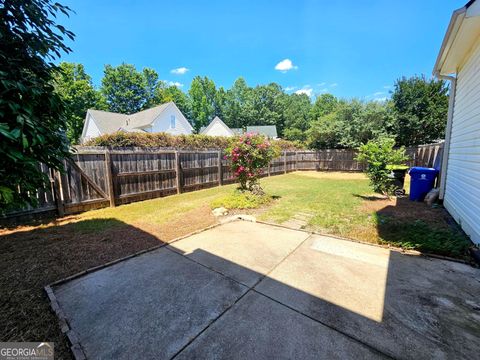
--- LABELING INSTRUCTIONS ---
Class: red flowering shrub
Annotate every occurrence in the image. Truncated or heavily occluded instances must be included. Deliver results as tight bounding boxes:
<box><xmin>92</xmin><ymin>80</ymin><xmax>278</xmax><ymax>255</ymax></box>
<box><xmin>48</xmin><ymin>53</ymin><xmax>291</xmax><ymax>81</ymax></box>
<box><xmin>225</xmin><ymin>133</ymin><xmax>280</xmax><ymax>191</ymax></box>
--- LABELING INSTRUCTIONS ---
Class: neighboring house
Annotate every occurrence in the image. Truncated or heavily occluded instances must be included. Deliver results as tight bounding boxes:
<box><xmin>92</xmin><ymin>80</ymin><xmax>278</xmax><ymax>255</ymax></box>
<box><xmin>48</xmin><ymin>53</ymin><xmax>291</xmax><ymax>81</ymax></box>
<box><xmin>81</xmin><ymin>102</ymin><xmax>194</xmax><ymax>142</ymax></box>
<box><xmin>246</xmin><ymin>125</ymin><xmax>278</xmax><ymax>139</ymax></box>
<box><xmin>200</xmin><ymin>116</ymin><xmax>235</xmax><ymax>137</ymax></box>
<box><xmin>434</xmin><ymin>0</ymin><xmax>480</xmax><ymax>244</ymax></box>
<box><xmin>200</xmin><ymin>117</ymin><xmax>278</xmax><ymax>139</ymax></box>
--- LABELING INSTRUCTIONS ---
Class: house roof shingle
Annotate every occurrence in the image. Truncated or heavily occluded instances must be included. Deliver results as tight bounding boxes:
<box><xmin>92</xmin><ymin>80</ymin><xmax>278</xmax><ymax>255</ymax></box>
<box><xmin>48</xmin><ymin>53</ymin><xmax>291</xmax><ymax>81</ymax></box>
<box><xmin>87</xmin><ymin>109</ymin><xmax>128</xmax><ymax>134</ymax></box>
<box><xmin>246</xmin><ymin>125</ymin><xmax>278</xmax><ymax>138</ymax></box>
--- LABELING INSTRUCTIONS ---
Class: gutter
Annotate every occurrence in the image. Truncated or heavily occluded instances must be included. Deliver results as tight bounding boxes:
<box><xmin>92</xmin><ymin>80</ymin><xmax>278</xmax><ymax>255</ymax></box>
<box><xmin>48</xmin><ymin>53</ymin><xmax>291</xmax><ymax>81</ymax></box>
<box><xmin>434</xmin><ymin>74</ymin><xmax>456</xmax><ymax>200</ymax></box>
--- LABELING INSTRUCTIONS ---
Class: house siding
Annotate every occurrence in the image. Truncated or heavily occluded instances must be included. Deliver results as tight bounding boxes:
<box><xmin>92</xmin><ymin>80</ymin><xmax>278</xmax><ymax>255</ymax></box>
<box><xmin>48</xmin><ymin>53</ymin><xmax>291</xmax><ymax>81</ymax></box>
<box><xmin>84</xmin><ymin>115</ymin><xmax>101</xmax><ymax>140</ymax></box>
<box><xmin>149</xmin><ymin>105</ymin><xmax>193</xmax><ymax>135</ymax></box>
<box><xmin>444</xmin><ymin>40</ymin><xmax>480</xmax><ymax>244</ymax></box>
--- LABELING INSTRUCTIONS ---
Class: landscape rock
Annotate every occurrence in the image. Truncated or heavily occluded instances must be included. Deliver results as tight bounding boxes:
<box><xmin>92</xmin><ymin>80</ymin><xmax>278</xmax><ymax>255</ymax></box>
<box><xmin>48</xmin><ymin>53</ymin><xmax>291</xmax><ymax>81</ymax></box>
<box><xmin>212</xmin><ymin>207</ymin><xmax>229</xmax><ymax>217</ymax></box>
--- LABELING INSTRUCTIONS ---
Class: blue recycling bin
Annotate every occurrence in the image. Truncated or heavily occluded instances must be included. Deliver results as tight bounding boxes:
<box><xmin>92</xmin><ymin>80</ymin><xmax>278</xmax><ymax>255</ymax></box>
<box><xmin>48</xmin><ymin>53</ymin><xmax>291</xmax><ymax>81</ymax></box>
<box><xmin>408</xmin><ymin>167</ymin><xmax>438</xmax><ymax>201</ymax></box>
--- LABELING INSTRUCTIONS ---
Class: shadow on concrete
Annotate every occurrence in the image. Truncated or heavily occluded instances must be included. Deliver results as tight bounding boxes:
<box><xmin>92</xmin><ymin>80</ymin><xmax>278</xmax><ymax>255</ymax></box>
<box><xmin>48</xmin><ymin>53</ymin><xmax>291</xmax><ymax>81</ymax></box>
<box><xmin>0</xmin><ymin>218</ymin><xmax>163</xmax><ymax>359</ymax></box>
<box><xmin>43</xmin><ymin>221</ymin><xmax>480</xmax><ymax>360</ymax></box>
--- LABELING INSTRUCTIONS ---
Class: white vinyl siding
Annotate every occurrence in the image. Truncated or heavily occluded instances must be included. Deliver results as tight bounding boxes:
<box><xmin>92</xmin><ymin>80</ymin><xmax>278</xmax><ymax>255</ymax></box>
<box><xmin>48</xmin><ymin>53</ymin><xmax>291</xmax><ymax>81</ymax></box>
<box><xmin>82</xmin><ymin>115</ymin><xmax>101</xmax><ymax>142</ymax></box>
<box><xmin>444</xmin><ymin>41</ymin><xmax>480</xmax><ymax>244</ymax></box>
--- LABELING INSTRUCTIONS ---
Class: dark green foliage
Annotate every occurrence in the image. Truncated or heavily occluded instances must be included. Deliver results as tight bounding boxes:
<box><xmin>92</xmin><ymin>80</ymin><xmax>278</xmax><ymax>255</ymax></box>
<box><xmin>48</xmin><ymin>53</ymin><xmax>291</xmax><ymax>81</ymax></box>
<box><xmin>53</xmin><ymin>62</ymin><xmax>106</xmax><ymax>144</ymax></box>
<box><xmin>101</xmin><ymin>63</ymin><xmax>149</xmax><ymax>114</ymax></box>
<box><xmin>155</xmin><ymin>84</ymin><xmax>191</xmax><ymax>119</ymax></box>
<box><xmin>392</xmin><ymin>75</ymin><xmax>449</xmax><ymax>146</ymax></box>
<box><xmin>189</xmin><ymin>76</ymin><xmax>217</xmax><ymax>132</ymax></box>
<box><xmin>356</xmin><ymin>138</ymin><xmax>408</xmax><ymax>195</ymax></box>
<box><xmin>0</xmin><ymin>0</ymin><xmax>74</xmax><ymax>212</ymax></box>
<box><xmin>306</xmin><ymin>99</ymin><xmax>394</xmax><ymax>149</ymax></box>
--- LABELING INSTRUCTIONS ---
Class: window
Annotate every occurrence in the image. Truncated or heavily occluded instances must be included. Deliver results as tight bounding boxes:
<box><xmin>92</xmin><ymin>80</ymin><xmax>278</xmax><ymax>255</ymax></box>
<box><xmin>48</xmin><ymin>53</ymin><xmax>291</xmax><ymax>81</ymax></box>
<box><xmin>170</xmin><ymin>115</ymin><xmax>176</xmax><ymax>128</ymax></box>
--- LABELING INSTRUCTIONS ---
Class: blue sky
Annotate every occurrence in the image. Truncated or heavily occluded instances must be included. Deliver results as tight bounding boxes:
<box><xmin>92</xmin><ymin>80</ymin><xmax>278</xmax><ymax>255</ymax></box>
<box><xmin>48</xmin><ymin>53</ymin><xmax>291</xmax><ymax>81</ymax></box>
<box><xmin>59</xmin><ymin>0</ymin><xmax>464</xmax><ymax>101</ymax></box>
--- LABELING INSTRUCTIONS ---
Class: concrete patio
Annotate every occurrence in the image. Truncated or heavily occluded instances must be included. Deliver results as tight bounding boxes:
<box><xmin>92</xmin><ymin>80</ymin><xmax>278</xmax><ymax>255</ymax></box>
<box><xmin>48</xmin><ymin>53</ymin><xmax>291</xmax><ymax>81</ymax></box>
<box><xmin>51</xmin><ymin>220</ymin><xmax>480</xmax><ymax>359</ymax></box>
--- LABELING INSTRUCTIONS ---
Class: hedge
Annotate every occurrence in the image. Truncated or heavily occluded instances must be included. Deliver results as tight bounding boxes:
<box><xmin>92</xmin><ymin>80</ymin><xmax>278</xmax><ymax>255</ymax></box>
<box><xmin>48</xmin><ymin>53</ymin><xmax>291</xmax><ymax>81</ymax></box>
<box><xmin>83</xmin><ymin>132</ymin><xmax>305</xmax><ymax>150</ymax></box>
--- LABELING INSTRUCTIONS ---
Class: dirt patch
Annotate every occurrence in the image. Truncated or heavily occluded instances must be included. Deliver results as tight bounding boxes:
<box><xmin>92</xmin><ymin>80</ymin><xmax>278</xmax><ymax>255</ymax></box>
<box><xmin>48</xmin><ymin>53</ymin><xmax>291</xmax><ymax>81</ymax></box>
<box><xmin>360</xmin><ymin>196</ymin><xmax>451</xmax><ymax>229</ymax></box>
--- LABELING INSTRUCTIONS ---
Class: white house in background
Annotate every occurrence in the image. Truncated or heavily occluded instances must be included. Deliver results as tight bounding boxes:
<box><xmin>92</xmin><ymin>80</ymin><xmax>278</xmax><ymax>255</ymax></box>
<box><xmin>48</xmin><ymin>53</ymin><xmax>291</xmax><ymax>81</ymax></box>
<box><xmin>434</xmin><ymin>0</ymin><xmax>480</xmax><ymax>244</ymax></box>
<box><xmin>80</xmin><ymin>102</ymin><xmax>194</xmax><ymax>142</ymax></box>
<box><xmin>200</xmin><ymin>116</ymin><xmax>235</xmax><ymax>137</ymax></box>
<box><xmin>200</xmin><ymin>116</ymin><xmax>279</xmax><ymax>139</ymax></box>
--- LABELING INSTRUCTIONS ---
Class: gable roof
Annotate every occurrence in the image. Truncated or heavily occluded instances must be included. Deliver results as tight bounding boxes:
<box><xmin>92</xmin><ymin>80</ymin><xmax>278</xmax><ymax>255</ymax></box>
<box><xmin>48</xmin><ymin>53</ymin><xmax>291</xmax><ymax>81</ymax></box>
<box><xmin>200</xmin><ymin>116</ymin><xmax>234</xmax><ymax>136</ymax></box>
<box><xmin>127</xmin><ymin>102</ymin><xmax>171</xmax><ymax>129</ymax></box>
<box><xmin>434</xmin><ymin>0</ymin><xmax>480</xmax><ymax>76</ymax></box>
<box><xmin>87</xmin><ymin>109</ymin><xmax>128</xmax><ymax>134</ymax></box>
<box><xmin>246</xmin><ymin>125</ymin><xmax>278</xmax><ymax>138</ymax></box>
<box><xmin>85</xmin><ymin>102</ymin><xmax>193</xmax><ymax>137</ymax></box>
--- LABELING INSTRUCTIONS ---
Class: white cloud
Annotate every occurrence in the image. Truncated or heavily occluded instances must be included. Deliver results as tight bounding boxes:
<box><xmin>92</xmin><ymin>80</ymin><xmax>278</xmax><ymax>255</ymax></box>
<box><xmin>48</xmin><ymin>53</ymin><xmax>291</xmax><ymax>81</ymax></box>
<box><xmin>317</xmin><ymin>82</ymin><xmax>326</xmax><ymax>87</ymax></box>
<box><xmin>329</xmin><ymin>83</ymin><xmax>338</xmax><ymax>87</ymax></box>
<box><xmin>383</xmin><ymin>85</ymin><xmax>392</xmax><ymax>89</ymax></box>
<box><xmin>295</xmin><ymin>86</ymin><xmax>313</xmax><ymax>97</ymax></box>
<box><xmin>169</xmin><ymin>81</ymin><xmax>184</xmax><ymax>88</ymax></box>
<box><xmin>319</xmin><ymin>88</ymin><xmax>328</xmax><ymax>93</ymax></box>
<box><xmin>275</xmin><ymin>59</ymin><xmax>298</xmax><ymax>72</ymax></box>
<box><xmin>373</xmin><ymin>91</ymin><xmax>385</xmax><ymax>96</ymax></box>
<box><xmin>163</xmin><ymin>80</ymin><xmax>184</xmax><ymax>88</ymax></box>
<box><xmin>284</xmin><ymin>86</ymin><xmax>297</xmax><ymax>91</ymax></box>
<box><xmin>170</xmin><ymin>67</ymin><xmax>189</xmax><ymax>75</ymax></box>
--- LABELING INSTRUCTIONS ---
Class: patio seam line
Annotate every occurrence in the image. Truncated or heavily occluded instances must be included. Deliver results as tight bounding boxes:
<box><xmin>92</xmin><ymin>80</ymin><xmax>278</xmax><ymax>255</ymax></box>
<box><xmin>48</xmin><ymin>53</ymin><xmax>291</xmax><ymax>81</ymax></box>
<box><xmin>250</xmin><ymin>289</ymin><xmax>395</xmax><ymax>360</ymax></box>
<box><xmin>169</xmin><ymin>232</ymin><xmax>314</xmax><ymax>360</ymax></box>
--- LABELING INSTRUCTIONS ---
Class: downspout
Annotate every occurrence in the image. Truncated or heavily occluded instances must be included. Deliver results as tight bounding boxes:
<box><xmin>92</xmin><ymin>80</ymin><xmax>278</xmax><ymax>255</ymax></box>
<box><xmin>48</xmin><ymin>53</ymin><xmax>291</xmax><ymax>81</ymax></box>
<box><xmin>435</xmin><ymin>74</ymin><xmax>457</xmax><ymax>200</ymax></box>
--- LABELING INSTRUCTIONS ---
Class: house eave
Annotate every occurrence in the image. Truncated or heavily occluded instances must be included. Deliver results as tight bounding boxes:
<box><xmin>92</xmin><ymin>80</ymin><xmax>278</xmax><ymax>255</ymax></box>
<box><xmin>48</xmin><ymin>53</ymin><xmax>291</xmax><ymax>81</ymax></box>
<box><xmin>433</xmin><ymin>0</ymin><xmax>480</xmax><ymax>76</ymax></box>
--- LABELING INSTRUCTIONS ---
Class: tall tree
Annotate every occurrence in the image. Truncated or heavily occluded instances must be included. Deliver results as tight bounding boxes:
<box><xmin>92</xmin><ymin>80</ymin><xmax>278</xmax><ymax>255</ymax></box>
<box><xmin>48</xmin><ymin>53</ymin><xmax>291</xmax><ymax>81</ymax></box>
<box><xmin>53</xmin><ymin>62</ymin><xmax>106</xmax><ymax>144</ymax></box>
<box><xmin>0</xmin><ymin>0</ymin><xmax>74</xmax><ymax>212</ymax></box>
<box><xmin>155</xmin><ymin>84</ymin><xmax>192</xmax><ymax>120</ymax></box>
<box><xmin>189</xmin><ymin>76</ymin><xmax>217</xmax><ymax>132</ymax></box>
<box><xmin>142</xmin><ymin>67</ymin><xmax>161</xmax><ymax>109</ymax></box>
<box><xmin>391</xmin><ymin>75</ymin><xmax>449</xmax><ymax>146</ymax></box>
<box><xmin>249</xmin><ymin>83</ymin><xmax>285</xmax><ymax>131</ymax></box>
<box><xmin>101</xmin><ymin>63</ymin><xmax>148</xmax><ymax>114</ymax></box>
<box><xmin>310</xmin><ymin>93</ymin><xmax>338</xmax><ymax>121</ymax></box>
<box><xmin>283</xmin><ymin>93</ymin><xmax>312</xmax><ymax>141</ymax></box>
<box><xmin>223</xmin><ymin>77</ymin><xmax>253</xmax><ymax>129</ymax></box>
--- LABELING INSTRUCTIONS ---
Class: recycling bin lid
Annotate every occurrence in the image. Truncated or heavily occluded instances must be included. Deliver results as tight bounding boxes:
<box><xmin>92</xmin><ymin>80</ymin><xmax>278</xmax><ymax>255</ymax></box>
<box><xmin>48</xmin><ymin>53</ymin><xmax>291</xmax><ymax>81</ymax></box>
<box><xmin>408</xmin><ymin>167</ymin><xmax>439</xmax><ymax>174</ymax></box>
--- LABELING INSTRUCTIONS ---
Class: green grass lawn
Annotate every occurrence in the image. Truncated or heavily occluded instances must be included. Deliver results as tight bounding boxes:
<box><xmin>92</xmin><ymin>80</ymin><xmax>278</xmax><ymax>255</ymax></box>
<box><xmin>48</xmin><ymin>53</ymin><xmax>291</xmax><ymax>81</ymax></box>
<box><xmin>2</xmin><ymin>171</ymin><xmax>470</xmax><ymax>360</ymax></box>
<box><xmin>10</xmin><ymin>171</ymin><xmax>471</xmax><ymax>259</ymax></box>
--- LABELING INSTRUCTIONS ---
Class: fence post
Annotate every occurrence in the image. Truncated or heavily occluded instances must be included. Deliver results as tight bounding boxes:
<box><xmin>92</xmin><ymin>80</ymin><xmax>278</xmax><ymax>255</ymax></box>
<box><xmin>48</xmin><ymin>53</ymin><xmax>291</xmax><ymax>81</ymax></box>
<box><xmin>53</xmin><ymin>170</ymin><xmax>65</xmax><ymax>217</ymax></box>
<box><xmin>175</xmin><ymin>151</ymin><xmax>182</xmax><ymax>194</ymax></box>
<box><xmin>217</xmin><ymin>151</ymin><xmax>223</xmax><ymax>186</ymax></box>
<box><xmin>284</xmin><ymin>151</ymin><xmax>287</xmax><ymax>174</ymax></box>
<box><xmin>104</xmin><ymin>151</ymin><xmax>116</xmax><ymax>207</ymax></box>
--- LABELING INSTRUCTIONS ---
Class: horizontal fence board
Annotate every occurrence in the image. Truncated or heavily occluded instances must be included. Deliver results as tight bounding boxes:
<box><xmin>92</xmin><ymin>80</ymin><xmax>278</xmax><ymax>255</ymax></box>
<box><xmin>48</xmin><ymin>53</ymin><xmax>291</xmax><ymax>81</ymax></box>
<box><xmin>2</xmin><ymin>143</ymin><xmax>443</xmax><ymax>223</ymax></box>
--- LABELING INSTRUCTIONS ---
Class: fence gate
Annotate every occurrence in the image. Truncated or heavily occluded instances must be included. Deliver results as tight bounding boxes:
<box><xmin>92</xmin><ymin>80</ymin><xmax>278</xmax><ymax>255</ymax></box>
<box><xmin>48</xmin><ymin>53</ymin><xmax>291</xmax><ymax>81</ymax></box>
<box><xmin>59</xmin><ymin>154</ymin><xmax>112</xmax><ymax>214</ymax></box>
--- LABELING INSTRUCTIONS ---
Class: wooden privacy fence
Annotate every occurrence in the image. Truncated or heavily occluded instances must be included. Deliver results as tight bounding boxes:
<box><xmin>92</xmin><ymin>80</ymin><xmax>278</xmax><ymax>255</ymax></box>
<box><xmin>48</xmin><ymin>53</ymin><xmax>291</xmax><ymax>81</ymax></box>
<box><xmin>2</xmin><ymin>143</ymin><xmax>443</xmax><ymax>221</ymax></box>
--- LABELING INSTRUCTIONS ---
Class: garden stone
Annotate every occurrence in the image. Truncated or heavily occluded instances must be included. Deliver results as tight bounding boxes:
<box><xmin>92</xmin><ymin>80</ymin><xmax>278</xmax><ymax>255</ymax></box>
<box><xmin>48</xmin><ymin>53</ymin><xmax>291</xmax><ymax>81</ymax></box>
<box><xmin>212</xmin><ymin>207</ymin><xmax>228</xmax><ymax>217</ymax></box>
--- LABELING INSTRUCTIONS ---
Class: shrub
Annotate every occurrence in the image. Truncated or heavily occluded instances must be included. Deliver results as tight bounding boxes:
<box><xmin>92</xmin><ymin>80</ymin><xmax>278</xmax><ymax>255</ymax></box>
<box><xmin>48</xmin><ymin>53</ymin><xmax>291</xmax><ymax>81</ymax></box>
<box><xmin>211</xmin><ymin>191</ymin><xmax>273</xmax><ymax>209</ymax></box>
<box><xmin>225</xmin><ymin>133</ymin><xmax>280</xmax><ymax>192</ymax></box>
<box><xmin>356</xmin><ymin>138</ymin><xmax>408</xmax><ymax>195</ymax></box>
<box><xmin>83</xmin><ymin>131</ymin><xmax>302</xmax><ymax>150</ymax></box>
